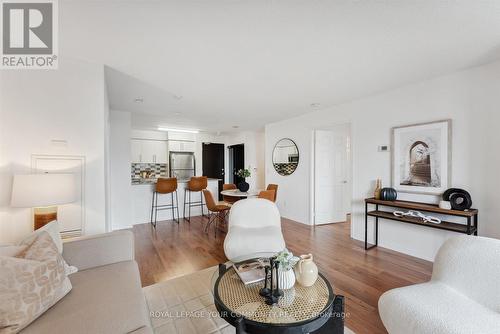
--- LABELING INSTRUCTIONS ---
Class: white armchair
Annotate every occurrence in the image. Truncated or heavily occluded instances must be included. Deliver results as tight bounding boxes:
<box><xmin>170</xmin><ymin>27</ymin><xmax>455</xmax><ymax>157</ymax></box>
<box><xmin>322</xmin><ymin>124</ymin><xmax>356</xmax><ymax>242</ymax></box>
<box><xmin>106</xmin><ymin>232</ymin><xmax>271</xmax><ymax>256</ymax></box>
<box><xmin>379</xmin><ymin>235</ymin><xmax>500</xmax><ymax>334</ymax></box>
<box><xmin>223</xmin><ymin>198</ymin><xmax>286</xmax><ymax>263</ymax></box>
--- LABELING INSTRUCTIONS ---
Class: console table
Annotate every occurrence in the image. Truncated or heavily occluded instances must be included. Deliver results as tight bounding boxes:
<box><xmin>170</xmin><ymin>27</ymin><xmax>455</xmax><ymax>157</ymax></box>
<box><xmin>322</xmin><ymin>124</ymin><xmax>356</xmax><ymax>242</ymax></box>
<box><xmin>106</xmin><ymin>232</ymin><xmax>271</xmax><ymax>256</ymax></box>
<box><xmin>364</xmin><ymin>198</ymin><xmax>478</xmax><ymax>250</ymax></box>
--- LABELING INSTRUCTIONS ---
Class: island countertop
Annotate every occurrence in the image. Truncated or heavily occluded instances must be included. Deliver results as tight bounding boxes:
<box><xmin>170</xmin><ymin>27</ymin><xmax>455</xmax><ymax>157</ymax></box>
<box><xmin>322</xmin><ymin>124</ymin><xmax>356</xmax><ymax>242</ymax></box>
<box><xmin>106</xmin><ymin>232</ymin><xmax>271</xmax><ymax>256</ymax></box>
<box><xmin>132</xmin><ymin>177</ymin><xmax>220</xmax><ymax>185</ymax></box>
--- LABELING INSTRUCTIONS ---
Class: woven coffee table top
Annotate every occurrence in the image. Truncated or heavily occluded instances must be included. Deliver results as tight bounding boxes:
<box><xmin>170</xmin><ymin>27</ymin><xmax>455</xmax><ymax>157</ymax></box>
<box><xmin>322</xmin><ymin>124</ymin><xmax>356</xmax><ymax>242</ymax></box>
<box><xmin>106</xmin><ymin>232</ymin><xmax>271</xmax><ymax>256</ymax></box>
<box><xmin>214</xmin><ymin>267</ymin><xmax>332</xmax><ymax>324</ymax></box>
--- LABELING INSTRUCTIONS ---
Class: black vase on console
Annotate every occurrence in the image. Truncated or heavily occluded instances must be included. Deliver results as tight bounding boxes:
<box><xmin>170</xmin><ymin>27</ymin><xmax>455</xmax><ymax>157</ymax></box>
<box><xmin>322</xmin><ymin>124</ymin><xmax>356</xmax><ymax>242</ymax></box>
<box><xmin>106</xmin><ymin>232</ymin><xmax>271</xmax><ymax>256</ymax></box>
<box><xmin>237</xmin><ymin>179</ymin><xmax>250</xmax><ymax>192</ymax></box>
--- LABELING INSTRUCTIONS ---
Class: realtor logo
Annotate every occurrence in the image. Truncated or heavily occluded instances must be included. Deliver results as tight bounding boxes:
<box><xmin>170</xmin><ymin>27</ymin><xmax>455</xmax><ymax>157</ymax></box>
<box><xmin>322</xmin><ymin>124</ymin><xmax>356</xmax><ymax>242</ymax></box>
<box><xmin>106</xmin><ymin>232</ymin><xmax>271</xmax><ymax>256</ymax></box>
<box><xmin>1</xmin><ymin>0</ymin><xmax>58</xmax><ymax>69</ymax></box>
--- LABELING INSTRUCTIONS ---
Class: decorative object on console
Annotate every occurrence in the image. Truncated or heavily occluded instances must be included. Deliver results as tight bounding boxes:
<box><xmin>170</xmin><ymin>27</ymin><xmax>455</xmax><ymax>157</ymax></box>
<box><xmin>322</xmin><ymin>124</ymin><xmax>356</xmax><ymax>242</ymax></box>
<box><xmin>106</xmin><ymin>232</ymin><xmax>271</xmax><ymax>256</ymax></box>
<box><xmin>274</xmin><ymin>249</ymin><xmax>300</xmax><ymax>290</ymax></box>
<box><xmin>442</xmin><ymin>188</ymin><xmax>472</xmax><ymax>211</ymax></box>
<box><xmin>295</xmin><ymin>254</ymin><xmax>319</xmax><ymax>287</ymax></box>
<box><xmin>374</xmin><ymin>179</ymin><xmax>382</xmax><ymax>200</ymax></box>
<box><xmin>11</xmin><ymin>173</ymin><xmax>76</xmax><ymax>230</ymax></box>
<box><xmin>380</xmin><ymin>187</ymin><xmax>398</xmax><ymax>201</ymax></box>
<box><xmin>392</xmin><ymin>119</ymin><xmax>451</xmax><ymax>195</ymax></box>
<box><xmin>393</xmin><ymin>210</ymin><xmax>441</xmax><ymax>224</ymax></box>
<box><xmin>439</xmin><ymin>200</ymin><xmax>452</xmax><ymax>210</ymax></box>
<box><xmin>272</xmin><ymin>138</ymin><xmax>299</xmax><ymax>176</ymax></box>
<box><xmin>235</xmin><ymin>168</ymin><xmax>251</xmax><ymax>192</ymax></box>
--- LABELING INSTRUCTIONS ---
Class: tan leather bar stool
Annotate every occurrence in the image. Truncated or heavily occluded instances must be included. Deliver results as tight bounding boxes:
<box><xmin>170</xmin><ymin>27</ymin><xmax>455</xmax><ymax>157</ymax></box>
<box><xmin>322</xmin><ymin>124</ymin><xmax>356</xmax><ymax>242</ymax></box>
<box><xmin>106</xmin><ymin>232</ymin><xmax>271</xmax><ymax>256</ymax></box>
<box><xmin>222</xmin><ymin>183</ymin><xmax>239</xmax><ymax>204</ymax></box>
<box><xmin>203</xmin><ymin>189</ymin><xmax>231</xmax><ymax>236</ymax></box>
<box><xmin>183</xmin><ymin>176</ymin><xmax>208</xmax><ymax>222</ymax></box>
<box><xmin>150</xmin><ymin>177</ymin><xmax>180</xmax><ymax>228</ymax></box>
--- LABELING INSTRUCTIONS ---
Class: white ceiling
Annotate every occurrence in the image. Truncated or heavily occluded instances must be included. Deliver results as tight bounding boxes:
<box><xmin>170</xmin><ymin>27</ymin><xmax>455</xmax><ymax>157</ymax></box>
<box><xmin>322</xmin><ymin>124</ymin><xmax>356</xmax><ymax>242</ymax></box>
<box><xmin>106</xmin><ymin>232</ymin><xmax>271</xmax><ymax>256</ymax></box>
<box><xmin>60</xmin><ymin>0</ymin><xmax>500</xmax><ymax>132</ymax></box>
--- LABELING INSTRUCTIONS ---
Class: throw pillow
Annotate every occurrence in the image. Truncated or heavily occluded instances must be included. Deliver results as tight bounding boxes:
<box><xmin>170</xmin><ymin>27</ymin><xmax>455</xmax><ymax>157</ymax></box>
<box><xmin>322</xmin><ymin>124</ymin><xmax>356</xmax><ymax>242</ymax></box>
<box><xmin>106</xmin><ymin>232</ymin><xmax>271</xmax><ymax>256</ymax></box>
<box><xmin>0</xmin><ymin>231</ymin><xmax>72</xmax><ymax>333</ymax></box>
<box><xmin>18</xmin><ymin>221</ymin><xmax>78</xmax><ymax>275</ymax></box>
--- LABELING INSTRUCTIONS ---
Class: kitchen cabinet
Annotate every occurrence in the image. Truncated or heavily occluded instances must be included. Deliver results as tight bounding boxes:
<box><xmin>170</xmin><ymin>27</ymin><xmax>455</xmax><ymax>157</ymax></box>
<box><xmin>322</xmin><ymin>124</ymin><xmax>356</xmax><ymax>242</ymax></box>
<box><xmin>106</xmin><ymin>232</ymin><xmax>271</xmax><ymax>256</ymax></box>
<box><xmin>168</xmin><ymin>140</ymin><xmax>195</xmax><ymax>152</ymax></box>
<box><xmin>130</xmin><ymin>139</ymin><xmax>168</xmax><ymax>163</ymax></box>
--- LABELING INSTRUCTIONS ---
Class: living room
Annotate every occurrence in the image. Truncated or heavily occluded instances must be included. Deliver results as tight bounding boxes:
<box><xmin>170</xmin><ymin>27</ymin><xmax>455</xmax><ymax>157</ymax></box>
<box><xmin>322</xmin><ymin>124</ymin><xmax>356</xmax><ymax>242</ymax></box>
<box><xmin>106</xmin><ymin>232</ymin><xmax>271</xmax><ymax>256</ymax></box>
<box><xmin>1</xmin><ymin>1</ymin><xmax>500</xmax><ymax>334</ymax></box>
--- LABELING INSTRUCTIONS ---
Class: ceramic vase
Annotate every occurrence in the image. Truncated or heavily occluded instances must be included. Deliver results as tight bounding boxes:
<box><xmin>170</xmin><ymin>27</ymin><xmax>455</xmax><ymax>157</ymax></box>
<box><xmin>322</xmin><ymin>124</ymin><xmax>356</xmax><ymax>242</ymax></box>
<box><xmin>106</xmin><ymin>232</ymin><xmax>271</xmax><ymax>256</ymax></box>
<box><xmin>237</xmin><ymin>179</ymin><xmax>249</xmax><ymax>192</ymax></box>
<box><xmin>294</xmin><ymin>254</ymin><xmax>318</xmax><ymax>287</ymax></box>
<box><xmin>277</xmin><ymin>267</ymin><xmax>296</xmax><ymax>290</ymax></box>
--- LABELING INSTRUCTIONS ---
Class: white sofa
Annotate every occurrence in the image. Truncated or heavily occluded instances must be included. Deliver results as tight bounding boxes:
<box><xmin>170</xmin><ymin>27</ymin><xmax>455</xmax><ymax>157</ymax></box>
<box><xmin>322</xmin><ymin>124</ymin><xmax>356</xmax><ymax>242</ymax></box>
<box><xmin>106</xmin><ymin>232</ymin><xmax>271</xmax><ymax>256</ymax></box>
<box><xmin>21</xmin><ymin>230</ymin><xmax>153</xmax><ymax>334</ymax></box>
<box><xmin>379</xmin><ymin>235</ymin><xmax>500</xmax><ymax>334</ymax></box>
<box><xmin>224</xmin><ymin>198</ymin><xmax>286</xmax><ymax>262</ymax></box>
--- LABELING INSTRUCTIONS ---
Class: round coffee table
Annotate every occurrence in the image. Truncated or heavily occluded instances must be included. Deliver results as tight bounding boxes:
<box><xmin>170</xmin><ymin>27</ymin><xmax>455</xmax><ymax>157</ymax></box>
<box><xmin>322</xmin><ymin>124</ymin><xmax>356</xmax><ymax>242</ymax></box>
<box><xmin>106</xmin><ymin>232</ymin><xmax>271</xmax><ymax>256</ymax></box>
<box><xmin>211</xmin><ymin>262</ymin><xmax>345</xmax><ymax>334</ymax></box>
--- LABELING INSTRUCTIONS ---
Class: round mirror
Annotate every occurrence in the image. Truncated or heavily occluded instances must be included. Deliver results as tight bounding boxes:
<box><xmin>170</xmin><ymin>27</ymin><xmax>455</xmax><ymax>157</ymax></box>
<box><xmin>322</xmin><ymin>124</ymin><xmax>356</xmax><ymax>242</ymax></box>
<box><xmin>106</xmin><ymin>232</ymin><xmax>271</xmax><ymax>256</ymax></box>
<box><xmin>272</xmin><ymin>138</ymin><xmax>299</xmax><ymax>176</ymax></box>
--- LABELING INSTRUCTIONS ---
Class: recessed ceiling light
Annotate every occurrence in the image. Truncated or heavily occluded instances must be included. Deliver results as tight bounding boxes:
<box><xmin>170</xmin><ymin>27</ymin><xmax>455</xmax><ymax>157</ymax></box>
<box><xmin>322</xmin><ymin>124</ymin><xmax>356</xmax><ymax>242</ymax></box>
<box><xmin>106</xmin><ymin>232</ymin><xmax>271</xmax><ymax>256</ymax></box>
<box><xmin>174</xmin><ymin>112</ymin><xmax>181</xmax><ymax>116</ymax></box>
<box><xmin>173</xmin><ymin>95</ymin><xmax>183</xmax><ymax>100</ymax></box>
<box><xmin>310</xmin><ymin>103</ymin><xmax>321</xmax><ymax>108</ymax></box>
<box><xmin>134</xmin><ymin>97</ymin><xmax>144</xmax><ymax>103</ymax></box>
<box><xmin>232</xmin><ymin>125</ymin><xmax>239</xmax><ymax>129</ymax></box>
<box><xmin>158</xmin><ymin>127</ymin><xmax>199</xmax><ymax>134</ymax></box>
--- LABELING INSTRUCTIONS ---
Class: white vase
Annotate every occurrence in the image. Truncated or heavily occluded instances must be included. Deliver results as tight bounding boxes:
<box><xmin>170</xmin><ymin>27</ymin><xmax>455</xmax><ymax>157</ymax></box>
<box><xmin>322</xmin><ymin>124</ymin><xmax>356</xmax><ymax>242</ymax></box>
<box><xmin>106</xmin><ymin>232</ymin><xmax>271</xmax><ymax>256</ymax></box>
<box><xmin>278</xmin><ymin>267</ymin><xmax>296</xmax><ymax>290</ymax></box>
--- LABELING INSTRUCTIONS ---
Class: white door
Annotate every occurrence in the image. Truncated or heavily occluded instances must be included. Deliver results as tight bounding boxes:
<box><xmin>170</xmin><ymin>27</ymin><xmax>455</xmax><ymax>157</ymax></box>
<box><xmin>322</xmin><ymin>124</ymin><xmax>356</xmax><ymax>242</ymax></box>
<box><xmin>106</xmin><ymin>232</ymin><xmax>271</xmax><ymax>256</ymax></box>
<box><xmin>314</xmin><ymin>127</ymin><xmax>351</xmax><ymax>225</ymax></box>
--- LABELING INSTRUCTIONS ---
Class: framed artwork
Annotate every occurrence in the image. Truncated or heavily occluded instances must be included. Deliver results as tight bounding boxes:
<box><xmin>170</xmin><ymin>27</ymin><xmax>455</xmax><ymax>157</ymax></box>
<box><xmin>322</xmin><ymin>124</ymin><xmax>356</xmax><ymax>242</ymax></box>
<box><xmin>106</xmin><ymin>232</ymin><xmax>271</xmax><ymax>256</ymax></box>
<box><xmin>391</xmin><ymin>120</ymin><xmax>451</xmax><ymax>195</ymax></box>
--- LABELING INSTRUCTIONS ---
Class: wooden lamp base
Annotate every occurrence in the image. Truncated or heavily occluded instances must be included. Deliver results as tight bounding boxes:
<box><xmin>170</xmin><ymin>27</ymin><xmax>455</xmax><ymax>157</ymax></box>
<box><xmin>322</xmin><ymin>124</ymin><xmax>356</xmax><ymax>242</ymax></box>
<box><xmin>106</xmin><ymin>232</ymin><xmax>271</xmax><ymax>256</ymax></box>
<box><xmin>33</xmin><ymin>206</ymin><xmax>58</xmax><ymax>230</ymax></box>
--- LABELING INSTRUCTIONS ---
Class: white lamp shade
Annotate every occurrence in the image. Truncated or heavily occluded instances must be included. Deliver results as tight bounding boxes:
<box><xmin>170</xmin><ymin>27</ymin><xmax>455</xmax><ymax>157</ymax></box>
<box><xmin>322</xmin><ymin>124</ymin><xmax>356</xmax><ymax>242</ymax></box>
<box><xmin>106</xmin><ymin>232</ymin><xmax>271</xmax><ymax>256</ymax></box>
<box><xmin>11</xmin><ymin>173</ymin><xmax>76</xmax><ymax>208</ymax></box>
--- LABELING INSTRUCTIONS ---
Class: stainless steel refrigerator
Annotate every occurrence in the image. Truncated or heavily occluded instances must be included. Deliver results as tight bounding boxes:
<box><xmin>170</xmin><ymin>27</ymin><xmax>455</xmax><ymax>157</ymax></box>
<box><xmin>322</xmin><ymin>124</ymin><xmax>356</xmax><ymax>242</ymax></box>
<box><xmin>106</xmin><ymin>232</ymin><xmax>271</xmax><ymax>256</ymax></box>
<box><xmin>169</xmin><ymin>152</ymin><xmax>195</xmax><ymax>181</ymax></box>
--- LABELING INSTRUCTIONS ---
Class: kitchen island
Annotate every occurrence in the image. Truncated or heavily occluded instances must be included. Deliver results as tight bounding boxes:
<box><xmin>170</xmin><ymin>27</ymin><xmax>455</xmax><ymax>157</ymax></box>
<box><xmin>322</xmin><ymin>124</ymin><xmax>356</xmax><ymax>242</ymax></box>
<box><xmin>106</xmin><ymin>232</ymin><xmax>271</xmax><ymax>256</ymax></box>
<box><xmin>132</xmin><ymin>178</ymin><xmax>220</xmax><ymax>224</ymax></box>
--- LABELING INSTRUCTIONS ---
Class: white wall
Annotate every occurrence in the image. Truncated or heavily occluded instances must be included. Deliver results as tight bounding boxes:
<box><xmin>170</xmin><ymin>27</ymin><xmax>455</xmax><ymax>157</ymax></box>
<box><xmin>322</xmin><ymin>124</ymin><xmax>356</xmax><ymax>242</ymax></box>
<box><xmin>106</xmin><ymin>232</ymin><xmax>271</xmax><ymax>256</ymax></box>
<box><xmin>265</xmin><ymin>60</ymin><xmax>500</xmax><ymax>261</ymax></box>
<box><xmin>109</xmin><ymin>110</ymin><xmax>133</xmax><ymax>230</ymax></box>
<box><xmin>225</xmin><ymin>131</ymin><xmax>266</xmax><ymax>190</ymax></box>
<box><xmin>0</xmin><ymin>58</ymin><xmax>108</xmax><ymax>243</ymax></box>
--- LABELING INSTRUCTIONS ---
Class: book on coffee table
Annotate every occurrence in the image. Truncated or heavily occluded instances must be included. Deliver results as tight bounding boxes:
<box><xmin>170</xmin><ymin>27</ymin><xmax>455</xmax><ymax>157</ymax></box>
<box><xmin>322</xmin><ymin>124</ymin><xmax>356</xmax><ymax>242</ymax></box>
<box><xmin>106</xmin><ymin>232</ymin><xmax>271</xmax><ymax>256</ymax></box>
<box><xmin>233</xmin><ymin>261</ymin><xmax>266</xmax><ymax>285</ymax></box>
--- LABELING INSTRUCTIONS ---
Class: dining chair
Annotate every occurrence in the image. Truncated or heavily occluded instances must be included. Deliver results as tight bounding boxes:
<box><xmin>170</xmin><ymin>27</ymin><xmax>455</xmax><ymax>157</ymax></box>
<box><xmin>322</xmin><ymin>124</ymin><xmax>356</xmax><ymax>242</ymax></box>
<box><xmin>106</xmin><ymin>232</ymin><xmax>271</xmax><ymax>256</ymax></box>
<box><xmin>202</xmin><ymin>189</ymin><xmax>231</xmax><ymax>236</ymax></box>
<box><xmin>222</xmin><ymin>183</ymin><xmax>239</xmax><ymax>204</ymax></box>
<box><xmin>266</xmin><ymin>184</ymin><xmax>278</xmax><ymax>202</ymax></box>
<box><xmin>224</xmin><ymin>198</ymin><xmax>286</xmax><ymax>262</ymax></box>
<box><xmin>150</xmin><ymin>177</ymin><xmax>179</xmax><ymax>228</ymax></box>
<box><xmin>258</xmin><ymin>190</ymin><xmax>276</xmax><ymax>202</ymax></box>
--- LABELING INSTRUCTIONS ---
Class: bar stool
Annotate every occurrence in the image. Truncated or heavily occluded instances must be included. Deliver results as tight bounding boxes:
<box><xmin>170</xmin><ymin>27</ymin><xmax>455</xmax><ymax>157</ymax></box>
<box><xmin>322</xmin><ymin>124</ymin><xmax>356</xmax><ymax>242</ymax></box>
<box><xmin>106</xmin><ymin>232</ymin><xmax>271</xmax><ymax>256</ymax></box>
<box><xmin>203</xmin><ymin>189</ymin><xmax>231</xmax><ymax>236</ymax></box>
<box><xmin>183</xmin><ymin>176</ymin><xmax>208</xmax><ymax>222</ymax></box>
<box><xmin>150</xmin><ymin>177</ymin><xmax>179</xmax><ymax>228</ymax></box>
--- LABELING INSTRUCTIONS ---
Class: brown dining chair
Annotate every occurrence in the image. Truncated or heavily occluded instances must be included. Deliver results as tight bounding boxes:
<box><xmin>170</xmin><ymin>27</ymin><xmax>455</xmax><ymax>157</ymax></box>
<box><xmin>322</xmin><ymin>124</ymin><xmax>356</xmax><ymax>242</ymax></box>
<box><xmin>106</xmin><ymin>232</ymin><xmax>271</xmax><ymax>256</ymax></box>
<box><xmin>222</xmin><ymin>183</ymin><xmax>239</xmax><ymax>204</ymax></box>
<box><xmin>266</xmin><ymin>184</ymin><xmax>278</xmax><ymax>202</ymax></box>
<box><xmin>150</xmin><ymin>178</ymin><xmax>179</xmax><ymax>228</ymax></box>
<box><xmin>258</xmin><ymin>190</ymin><xmax>276</xmax><ymax>202</ymax></box>
<box><xmin>184</xmin><ymin>176</ymin><xmax>208</xmax><ymax>222</ymax></box>
<box><xmin>202</xmin><ymin>189</ymin><xmax>231</xmax><ymax>236</ymax></box>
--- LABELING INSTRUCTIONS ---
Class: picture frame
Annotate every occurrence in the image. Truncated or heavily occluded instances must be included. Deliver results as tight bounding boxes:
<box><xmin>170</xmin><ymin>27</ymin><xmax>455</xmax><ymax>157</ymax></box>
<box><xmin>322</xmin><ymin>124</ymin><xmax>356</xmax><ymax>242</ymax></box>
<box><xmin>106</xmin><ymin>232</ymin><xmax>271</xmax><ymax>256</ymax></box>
<box><xmin>391</xmin><ymin>119</ymin><xmax>451</xmax><ymax>195</ymax></box>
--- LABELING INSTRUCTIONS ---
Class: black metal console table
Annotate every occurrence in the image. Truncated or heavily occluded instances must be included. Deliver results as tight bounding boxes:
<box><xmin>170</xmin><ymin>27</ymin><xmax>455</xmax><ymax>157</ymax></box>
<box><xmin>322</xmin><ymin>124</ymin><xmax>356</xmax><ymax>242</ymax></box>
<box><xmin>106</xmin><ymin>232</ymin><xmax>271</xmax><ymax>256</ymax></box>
<box><xmin>364</xmin><ymin>198</ymin><xmax>478</xmax><ymax>250</ymax></box>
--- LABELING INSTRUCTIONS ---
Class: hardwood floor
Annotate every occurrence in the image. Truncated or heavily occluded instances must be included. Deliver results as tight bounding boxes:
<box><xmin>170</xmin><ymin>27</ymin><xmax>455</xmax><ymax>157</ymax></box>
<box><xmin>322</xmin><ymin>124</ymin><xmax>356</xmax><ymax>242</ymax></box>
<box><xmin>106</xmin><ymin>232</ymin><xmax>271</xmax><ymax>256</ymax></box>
<box><xmin>132</xmin><ymin>216</ymin><xmax>432</xmax><ymax>334</ymax></box>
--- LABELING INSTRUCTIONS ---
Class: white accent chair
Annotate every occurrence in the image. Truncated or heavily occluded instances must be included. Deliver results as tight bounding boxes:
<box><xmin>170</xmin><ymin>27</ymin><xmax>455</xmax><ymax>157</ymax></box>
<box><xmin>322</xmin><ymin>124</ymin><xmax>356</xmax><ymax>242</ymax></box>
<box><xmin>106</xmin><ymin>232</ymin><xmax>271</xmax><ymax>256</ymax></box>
<box><xmin>379</xmin><ymin>235</ymin><xmax>500</xmax><ymax>334</ymax></box>
<box><xmin>223</xmin><ymin>198</ymin><xmax>286</xmax><ymax>263</ymax></box>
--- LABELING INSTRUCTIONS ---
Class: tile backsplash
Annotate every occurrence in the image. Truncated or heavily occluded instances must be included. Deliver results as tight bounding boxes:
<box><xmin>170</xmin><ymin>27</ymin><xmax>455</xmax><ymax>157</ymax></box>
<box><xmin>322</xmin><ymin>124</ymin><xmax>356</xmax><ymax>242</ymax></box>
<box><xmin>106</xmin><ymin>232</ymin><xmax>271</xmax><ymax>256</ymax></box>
<box><xmin>131</xmin><ymin>163</ymin><xmax>168</xmax><ymax>179</ymax></box>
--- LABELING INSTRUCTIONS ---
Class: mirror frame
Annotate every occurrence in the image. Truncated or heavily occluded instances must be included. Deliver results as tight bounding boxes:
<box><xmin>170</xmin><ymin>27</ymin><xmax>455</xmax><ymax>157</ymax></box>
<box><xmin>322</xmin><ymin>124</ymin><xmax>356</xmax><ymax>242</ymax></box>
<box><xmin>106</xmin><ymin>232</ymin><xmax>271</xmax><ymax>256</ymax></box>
<box><xmin>272</xmin><ymin>138</ymin><xmax>299</xmax><ymax>176</ymax></box>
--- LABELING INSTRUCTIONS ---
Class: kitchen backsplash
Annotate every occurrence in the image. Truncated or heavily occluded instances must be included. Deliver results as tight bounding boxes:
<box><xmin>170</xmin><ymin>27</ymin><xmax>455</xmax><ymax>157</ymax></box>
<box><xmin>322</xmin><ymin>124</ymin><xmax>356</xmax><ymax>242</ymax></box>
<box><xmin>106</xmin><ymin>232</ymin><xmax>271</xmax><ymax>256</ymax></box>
<box><xmin>131</xmin><ymin>163</ymin><xmax>168</xmax><ymax>179</ymax></box>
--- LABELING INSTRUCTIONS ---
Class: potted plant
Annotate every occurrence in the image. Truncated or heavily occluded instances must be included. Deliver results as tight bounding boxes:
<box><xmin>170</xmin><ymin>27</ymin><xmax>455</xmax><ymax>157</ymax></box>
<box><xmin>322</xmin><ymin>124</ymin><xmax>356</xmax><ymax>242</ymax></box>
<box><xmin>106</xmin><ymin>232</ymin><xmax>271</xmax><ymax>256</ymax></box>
<box><xmin>275</xmin><ymin>249</ymin><xmax>300</xmax><ymax>290</ymax></box>
<box><xmin>235</xmin><ymin>168</ymin><xmax>251</xmax><ymax>192</ymax></box>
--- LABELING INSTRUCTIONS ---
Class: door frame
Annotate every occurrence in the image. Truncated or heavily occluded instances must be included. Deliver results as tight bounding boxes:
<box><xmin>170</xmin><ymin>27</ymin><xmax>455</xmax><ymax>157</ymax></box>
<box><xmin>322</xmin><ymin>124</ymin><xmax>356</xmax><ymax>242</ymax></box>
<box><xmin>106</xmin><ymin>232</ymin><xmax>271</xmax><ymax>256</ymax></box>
<box><xmin>310</xmin><ymin>123</ymin><xmax>353</xmax><ymax>226</ymax></box>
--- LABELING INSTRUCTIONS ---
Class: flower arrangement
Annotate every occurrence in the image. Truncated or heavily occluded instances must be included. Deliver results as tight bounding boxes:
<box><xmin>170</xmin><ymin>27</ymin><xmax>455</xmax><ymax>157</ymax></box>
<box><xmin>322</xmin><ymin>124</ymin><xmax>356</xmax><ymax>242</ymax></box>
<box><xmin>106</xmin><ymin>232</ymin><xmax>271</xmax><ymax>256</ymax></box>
<box><xmin>275</xmin><ymin>249</ymin><xmax>300</xmax><ymax>271</ymax></box>
<box><xmin>236</xmin><ymin>168</ymin><xmax>251</xmax><ymax>178</ymax></box>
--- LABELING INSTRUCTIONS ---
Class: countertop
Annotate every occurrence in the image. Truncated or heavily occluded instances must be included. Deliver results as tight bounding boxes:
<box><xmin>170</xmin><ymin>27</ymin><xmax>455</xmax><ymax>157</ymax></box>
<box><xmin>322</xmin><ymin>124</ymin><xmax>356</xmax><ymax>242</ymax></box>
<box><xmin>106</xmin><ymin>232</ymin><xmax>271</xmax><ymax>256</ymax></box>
<box><xmin>132</xmin><ymin>177</ymin><xmax>220</xmax><ymax>185</ymax></box>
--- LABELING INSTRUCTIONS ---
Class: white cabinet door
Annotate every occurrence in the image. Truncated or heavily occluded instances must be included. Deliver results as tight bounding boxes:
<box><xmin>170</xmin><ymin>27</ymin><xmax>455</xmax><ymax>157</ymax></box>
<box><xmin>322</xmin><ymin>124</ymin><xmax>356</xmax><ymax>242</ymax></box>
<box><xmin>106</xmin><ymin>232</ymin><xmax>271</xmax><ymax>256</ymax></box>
<box><xmin>152</xmin><ymin>141</ymin><xmax>168</xmax><ymax>163</ymax></box>
<box><xmin>168</xmin><ymin>140</ymin><xmax>182</xmax><ymax>152</ymax></box>
<box><xmin>140</xmin><ymin>141</ymin><xmax>156</xmax><ymax>163</ymax></box>
<box><xmin>131</xmin><ymin>139</ymin><xmax>143</xmax><ymax>163</ymax></box>
<box><xmin>182</xmin><ymin>141</ymin><xmax>195</xmax><ymax>152</ymax></box>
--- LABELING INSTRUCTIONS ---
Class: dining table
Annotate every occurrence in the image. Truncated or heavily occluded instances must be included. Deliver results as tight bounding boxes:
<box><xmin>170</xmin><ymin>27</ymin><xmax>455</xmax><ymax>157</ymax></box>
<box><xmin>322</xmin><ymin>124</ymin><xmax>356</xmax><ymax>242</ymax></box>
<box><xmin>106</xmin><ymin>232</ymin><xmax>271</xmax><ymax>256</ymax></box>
<box><xmin>220</xmin><ymin>188</ymin><xmax>260</xmax><ymax>199</ymax></box>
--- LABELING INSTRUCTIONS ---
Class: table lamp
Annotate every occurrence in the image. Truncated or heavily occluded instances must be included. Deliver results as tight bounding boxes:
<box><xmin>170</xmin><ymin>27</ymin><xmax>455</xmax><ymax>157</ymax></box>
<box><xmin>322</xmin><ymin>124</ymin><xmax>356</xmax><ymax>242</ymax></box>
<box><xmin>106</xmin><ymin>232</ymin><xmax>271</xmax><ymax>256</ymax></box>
<box><xmin>11</xmin><ymin>173</ymin><xmax>76</xmax><ymax>230</ymax></box>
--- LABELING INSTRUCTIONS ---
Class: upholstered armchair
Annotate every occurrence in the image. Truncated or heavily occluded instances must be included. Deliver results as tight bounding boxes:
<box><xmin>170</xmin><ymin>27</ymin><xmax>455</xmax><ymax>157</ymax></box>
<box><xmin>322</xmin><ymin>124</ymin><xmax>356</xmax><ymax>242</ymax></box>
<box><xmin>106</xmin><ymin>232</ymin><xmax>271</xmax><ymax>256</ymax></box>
<box><xmin>379</xmin><ymin>235</ymin><xmax>500</xmax><ymax>334</ymax></box>
<box><xmin>223</xmin><ymin>198</ymin><xmax>286</xmax><ymax>263</ymax></box>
